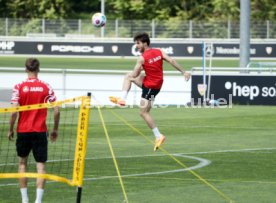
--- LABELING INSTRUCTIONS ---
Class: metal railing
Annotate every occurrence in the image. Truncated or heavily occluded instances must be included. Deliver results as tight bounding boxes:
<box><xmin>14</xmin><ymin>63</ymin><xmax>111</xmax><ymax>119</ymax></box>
<box><xmin>191</xmin><ymin>67</ymin><xmax>276</xmax><ymax>75</ymax></box>
<box><xmin>0</xmin><ymin>18</ymin><xmax>275</xmax><ymax>39</ymax></box>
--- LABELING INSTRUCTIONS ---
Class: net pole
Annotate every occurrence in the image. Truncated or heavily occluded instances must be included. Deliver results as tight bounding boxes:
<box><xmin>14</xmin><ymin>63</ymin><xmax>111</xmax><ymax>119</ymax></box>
<box><xmin>76</xmin><ymin>187</ymin><xmax>82</xmax><ymax>203</ymax></box>
<box><xmin>74</xmin><ymin>92</ymin><xmax>91</xmax><ymax>203</ymax></box>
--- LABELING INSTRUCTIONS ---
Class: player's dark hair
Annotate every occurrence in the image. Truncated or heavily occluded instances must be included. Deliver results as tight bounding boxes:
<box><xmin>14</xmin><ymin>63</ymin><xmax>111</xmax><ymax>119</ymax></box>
<box><xmin>134</xmin><ymin>33</ymin><xmax>150</xmax><ymax>45</ymax></box>
<box><xmin>25</xmin><ymin>58</ymin><xmax>40</xmax><ymax>72</ymax></box>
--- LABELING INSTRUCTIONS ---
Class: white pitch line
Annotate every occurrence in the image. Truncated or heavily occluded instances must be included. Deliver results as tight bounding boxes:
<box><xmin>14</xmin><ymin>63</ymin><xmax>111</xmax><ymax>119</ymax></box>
<box><xmin>0</xmin><ymin>147</ymin><xmax>275</xmax><ymax>187</ymax></box>
<box><xmin>83</xmin><ymin>154</ymin><xmax>210</xmax><ymax>181</ymax></box>
<box><xmin>0</xmin><ymin>147</ymin><xmax>275</xmax><ymax>167</ymax></box>
<box><xmin>182</xmin><ymin>147</ymin><xmax>276</xmax><ymax>155</ymax></box>
<box><xmin>0</xmin><ymin>154</ymin><xmax>211</xmax><ymax>187</ymax></box>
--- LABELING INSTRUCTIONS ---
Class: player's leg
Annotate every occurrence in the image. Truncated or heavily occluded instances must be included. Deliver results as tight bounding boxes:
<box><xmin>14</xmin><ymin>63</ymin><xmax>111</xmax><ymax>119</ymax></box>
<box><xmin>16</xmin><ymin>133</ymin><xmax>31</xmax><ymax>203</ymax></box>
<box><xmin>125</xmin><ymin>73</ymin><xmax>144</xmax><ymax>89</ymax></box>
<box><xmin>139</xmin><ymin>98</ymin><xmax>156</xmax><ymax>128</ymax></box>
<box><xmin>35</xmin><ymin>162</ymin><xmax>46</xmax><ymax>203</ymax></box>
<box><xmin>110</xmin><ymin>73</ymin><xmax>144</xmax><ymax>105</ymax></box>
<box><xmin>18</xmin><ymin>157</ymin><xmax>29</xmax><ymax>203</ymax></box>
<box><xmin>140</xmin><ymin>87</ymin><xmax>165</xmax><ymax>151</ymax></box>
<box><xmin>18</xmin><ymin>157</ymin><xmax>28</xmax><ymax>187</ymax></box>
<box><xmin>32</xmin><ymin>132</ymin><xmax>48</xmax><ymax>203</ymax></box>
<box><xmin>36</xmin><ymin>162</ymin><xmax>46</xmax><ymax>188</ymax></box>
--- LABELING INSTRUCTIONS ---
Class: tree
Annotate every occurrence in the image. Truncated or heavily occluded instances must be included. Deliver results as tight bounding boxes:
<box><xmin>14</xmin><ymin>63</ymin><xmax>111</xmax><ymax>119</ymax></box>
<box><xmin>6</xmin><ymin>0</ymin><xmax>70</xmax><ymax>19</ymax></box>
<box><xmin>251</xmin><ymin>0</ymin><xmax>276</xmax><ymax>20</ymax></box>
<box><xmin>67</xmin><ymin>0</ymin><xmax>101</xmax><ymax>18</ymax></box>
<box><xmin>209</xmin><ymin>0</ymin><xmax>240</xmax><ymax>21</ymax></box>
<box><xmin>107</xmin><ymin>0</ymin><xmax>189</xmax><ymax>20</ymax></box>
<box><xmin>1</xmin><ymin>0</ymin><xmax>276</xmax><ymax>21</ymax></box>
<box><xmin>0</xmin><ymin>0</ymin><xmax>9</xmax><ymax>17</ymax></box>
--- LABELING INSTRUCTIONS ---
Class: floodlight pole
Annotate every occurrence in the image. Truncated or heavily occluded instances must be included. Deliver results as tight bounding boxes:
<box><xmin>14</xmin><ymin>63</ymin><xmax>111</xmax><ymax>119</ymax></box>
<box><xmin>239</xmin><ymin>0</ymin><xmax>250</xmax><ymax>68</ymax></box>
<box><xmin>101</xmin><ymin>0</ymin><xmax>105</xmax><ymax>38</ymax></box>
<box><xmin>202</xmin><ymin>42</ymin><xmax>206</xmax><ymax>102</ymax></box>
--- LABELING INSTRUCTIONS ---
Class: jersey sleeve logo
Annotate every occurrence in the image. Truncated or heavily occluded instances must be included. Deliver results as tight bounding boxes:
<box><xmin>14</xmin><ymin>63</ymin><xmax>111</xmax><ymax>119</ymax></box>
<box><xmin>44</xmin><ymin>95</ymin><xmax>57</xmax><ymax>106</ymax></box>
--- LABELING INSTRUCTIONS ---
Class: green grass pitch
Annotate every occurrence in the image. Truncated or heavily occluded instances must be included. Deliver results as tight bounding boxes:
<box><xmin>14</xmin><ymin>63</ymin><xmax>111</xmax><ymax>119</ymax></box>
<box><xmin>0</xmin><ymin>56</ymin><xmax>275</xmax><ymax>202</ymax></box>
<box><xmin>0</xmin><ymin>106</ymin><xmax>275</xmax><ymax>203</ymax></box>
<box><xmin>0</xmin><ymin>56</ymin><xmax>241</xmax><ymax>71</ymax></box>
<box><xmin>0</xmin><ymin>56</ymin><xmax>275</xmax><ymax>71</ymax></box>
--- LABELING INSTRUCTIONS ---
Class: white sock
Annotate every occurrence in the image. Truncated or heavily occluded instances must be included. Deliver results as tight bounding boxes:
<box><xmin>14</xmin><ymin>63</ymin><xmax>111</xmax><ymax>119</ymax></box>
<box><xmin>20</xmin><ymin>188</ymin><xmax>28</xmax><ymax>203</ymax></box>
<box><xmin>35</xmin><ymin>188</ymin><xmax>44</xmax><ymax>203</ymax></box>
<box><xmin>121</xmin><ymin>91</ymin><xmax>128</xmax><ymax>100</ymax></box>
<box><xmin>152</xmin><ymin>127</ymin><xmax>161</xmax><ymax>139</ymax></box>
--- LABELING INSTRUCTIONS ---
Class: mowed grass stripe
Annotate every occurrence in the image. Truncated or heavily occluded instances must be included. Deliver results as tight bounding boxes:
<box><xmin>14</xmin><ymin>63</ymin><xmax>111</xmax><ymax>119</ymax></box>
<box><xmin>108</xmin><ymin>109</ymin><xmax>235</xmax><ymax>203</ymax></box>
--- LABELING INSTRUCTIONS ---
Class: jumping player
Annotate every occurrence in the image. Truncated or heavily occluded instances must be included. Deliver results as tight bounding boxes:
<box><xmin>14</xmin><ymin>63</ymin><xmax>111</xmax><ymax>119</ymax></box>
<box><xmin>109</xmin><ymin>33</ymin><xmax>190</xmax><ymax>151</ymax></box>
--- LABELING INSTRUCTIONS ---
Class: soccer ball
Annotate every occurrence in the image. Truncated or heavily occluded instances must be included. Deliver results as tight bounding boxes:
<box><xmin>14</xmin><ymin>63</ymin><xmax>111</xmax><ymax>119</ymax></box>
<box><xmin>92</xmin><ymin>13</ymin><xmax>106</xmax><ymax>27</ymax></box>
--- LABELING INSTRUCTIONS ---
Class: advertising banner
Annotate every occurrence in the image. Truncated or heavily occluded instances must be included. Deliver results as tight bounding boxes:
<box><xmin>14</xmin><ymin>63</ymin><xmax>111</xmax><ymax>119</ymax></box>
<box><xmin>192</xmin><ymin>75</ymin><xmax>276</xmax><ymax>105</ymax></box>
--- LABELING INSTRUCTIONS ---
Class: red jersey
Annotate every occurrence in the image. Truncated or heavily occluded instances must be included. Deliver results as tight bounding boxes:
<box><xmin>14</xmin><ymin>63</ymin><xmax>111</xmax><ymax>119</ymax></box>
<box><xmin>142</xmin><ymin>48</ymin><xmax>163</xmax><ymax>89</ymax></box>
<box><xmin>11</xmin><ymin>78</ymin><xmax>56</xmax><ymax>133</ymax></box>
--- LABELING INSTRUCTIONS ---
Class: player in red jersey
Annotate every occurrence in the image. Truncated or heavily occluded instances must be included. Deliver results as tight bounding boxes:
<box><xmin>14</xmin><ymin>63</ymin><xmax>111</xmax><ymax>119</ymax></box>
<box><xmin>7</xmin><ymin>58</ymin><xmax>60</xmax><ymax>203</ymax></box>
<box><xmin>110</xmin><ymin>33</ymin><xmax>190</xmax><ymax>151</ymax></box>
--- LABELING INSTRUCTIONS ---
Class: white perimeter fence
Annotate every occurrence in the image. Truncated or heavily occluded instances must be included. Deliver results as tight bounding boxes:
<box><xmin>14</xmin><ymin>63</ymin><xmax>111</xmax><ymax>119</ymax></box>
<box><xmin>0</xmin><ymin>68</ymin><xmax>190</xmax><ymax>106</ymax></box>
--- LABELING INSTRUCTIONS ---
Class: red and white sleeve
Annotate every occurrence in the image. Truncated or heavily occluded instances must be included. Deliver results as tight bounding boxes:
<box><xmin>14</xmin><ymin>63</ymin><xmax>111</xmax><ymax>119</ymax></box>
<box><xmin>11</xmin><ymin>84</ymin><xmax>20</xmax><ymax>105</ymax></box>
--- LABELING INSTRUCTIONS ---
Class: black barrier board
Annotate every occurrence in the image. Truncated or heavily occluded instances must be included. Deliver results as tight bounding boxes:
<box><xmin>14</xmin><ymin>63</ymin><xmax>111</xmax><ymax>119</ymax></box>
<box><xmin>192</xmin><ymin>75</ymin><xmax>276</xmax><ymax>105</ymax></box>
<box><xmin>0</xmin><ymin>41</ymin><xmax>201</xmax><ymax>57</ymax></box>
<box><xmin>0</xmin><ymin>40</ymin><xmax>276</xmax><ymax>58</ymax></box>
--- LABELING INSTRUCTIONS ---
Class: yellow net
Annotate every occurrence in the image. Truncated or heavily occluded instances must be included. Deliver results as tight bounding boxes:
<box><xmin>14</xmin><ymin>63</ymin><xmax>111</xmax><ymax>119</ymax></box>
<box><xmin>0</xmin><ymin>95</ymin><xmax>91</xmax><ymax>187</ymax></box>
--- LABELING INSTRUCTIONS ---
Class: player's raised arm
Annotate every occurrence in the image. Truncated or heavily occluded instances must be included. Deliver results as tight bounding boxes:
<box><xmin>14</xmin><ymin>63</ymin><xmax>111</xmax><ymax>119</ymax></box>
<box><xmin>161</xmin><ymin>50</ymin><xmax>190</xmax><ymax>81</ymax></box>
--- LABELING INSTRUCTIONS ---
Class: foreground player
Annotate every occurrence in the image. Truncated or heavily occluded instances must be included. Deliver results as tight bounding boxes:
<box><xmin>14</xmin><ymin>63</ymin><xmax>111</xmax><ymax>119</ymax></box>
<box><xmin>7</xmin><ymin>58</ymin><xmax>60</xmax><ymax>203</ymax></box>
<box><xmin>110</xmin><ymin>33</ymin><xmax>190</xmax><ymax>151</ymax></box>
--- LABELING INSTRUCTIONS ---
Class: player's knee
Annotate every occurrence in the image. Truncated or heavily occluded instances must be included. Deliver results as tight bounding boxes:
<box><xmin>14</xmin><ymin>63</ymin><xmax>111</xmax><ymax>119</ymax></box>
<box><xmin>139</xmin><ymin>110</ymin><xmax>146</xmax><ymax>118</ymax></box>
<box><xmin>125</xmin><ymin>73</ymin><xmax>132</xmax><ymax>80</ymax></box>
<box><xmin>37</xmin><ymin>168</ymin><xmax>46</xmax><ymax>174</ymax></box>
<box><xmin>36</xmin><ymin>163</ymin><xmax>46</xmax><ymax>174</ymax></box>
<box><xmin>18</xmin><ymin>161</ymin><xmax>27</xmax><ymax>172</ymax></box>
